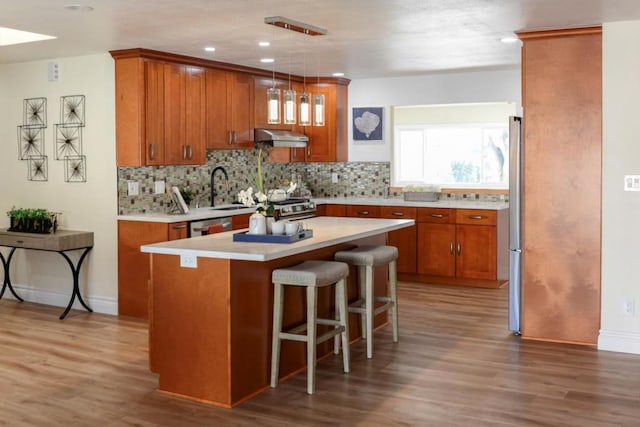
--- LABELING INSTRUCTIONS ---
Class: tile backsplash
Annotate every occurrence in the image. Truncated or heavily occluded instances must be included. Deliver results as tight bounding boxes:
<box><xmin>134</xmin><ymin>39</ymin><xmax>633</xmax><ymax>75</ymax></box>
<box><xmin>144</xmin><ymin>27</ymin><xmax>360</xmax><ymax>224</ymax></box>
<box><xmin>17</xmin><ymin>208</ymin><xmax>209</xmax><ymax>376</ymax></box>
<box><xmin>117</xmin><ymin>149</ymin><xmax>506</xmax><ymax>214</ymax></box>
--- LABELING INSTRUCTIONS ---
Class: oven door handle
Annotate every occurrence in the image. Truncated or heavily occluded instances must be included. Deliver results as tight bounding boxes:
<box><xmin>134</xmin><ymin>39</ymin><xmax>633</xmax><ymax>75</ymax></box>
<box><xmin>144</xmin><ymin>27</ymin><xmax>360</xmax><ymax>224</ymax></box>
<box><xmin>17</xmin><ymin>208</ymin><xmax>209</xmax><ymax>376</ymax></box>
<box><xmin>281</xmin><ymin>213</ymin><xmax>316</xmax><ymax>221</ymax></box>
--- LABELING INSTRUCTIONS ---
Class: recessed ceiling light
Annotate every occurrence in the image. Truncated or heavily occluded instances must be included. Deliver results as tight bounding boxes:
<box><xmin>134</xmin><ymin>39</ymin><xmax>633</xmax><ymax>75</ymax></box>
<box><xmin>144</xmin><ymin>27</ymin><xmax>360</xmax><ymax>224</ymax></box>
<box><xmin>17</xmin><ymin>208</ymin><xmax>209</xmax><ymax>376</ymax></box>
<box><xmin>500</xmin><ymin>36</ymin><xmax>518</xmax><ymax>43</ymax></box>
<box><xmin>258</xmin><ymin>41</ymin><xmax>270</xmax><ymax>47</ymax></box>
<box><xmin>64</xmin><ymin>4</ymin><xmax>94</xmax><ymax>12</ymax></box>
<box><xmin>0</xmin><ymin>26</ymin><xmax>56</xmax><ymax>46</ymax></box>
<box><xmin>260</xmin><ymin>58</ymin><xmax>275</xmax><ymax>63</ymax></box>
<box><xmin>332</xmin><ymin>72</ymin><xmax>345</xmax><ymax>77</ymax></box>
<box><xmin>204</xmin><ymin>46</ymin><xmax>216</xmax><ymax>52</ymax></box>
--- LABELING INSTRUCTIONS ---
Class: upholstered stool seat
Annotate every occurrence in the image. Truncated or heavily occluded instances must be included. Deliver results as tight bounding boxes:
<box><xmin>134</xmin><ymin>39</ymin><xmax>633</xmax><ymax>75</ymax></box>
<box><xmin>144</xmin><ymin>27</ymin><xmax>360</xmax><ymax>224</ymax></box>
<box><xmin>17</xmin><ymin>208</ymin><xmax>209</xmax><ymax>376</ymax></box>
<box><xmin>334</xmin><ymin>245</ymin><xmax>399</xmax><ymax>359</ymax></box>
<box><xmin>270</xmin><ymin>260</ymin><xmax>350</xmax><ymax>394</ymax></box>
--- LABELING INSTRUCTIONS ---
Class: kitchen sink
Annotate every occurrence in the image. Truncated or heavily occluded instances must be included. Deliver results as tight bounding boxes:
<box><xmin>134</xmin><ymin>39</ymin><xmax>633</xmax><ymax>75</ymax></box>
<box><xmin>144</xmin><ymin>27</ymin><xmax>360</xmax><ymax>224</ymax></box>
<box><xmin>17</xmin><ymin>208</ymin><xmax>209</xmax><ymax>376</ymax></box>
<box><xmin>210</xmin><ymin>205</ymin><xmax>247</xmax><ymax>211</ymax></box>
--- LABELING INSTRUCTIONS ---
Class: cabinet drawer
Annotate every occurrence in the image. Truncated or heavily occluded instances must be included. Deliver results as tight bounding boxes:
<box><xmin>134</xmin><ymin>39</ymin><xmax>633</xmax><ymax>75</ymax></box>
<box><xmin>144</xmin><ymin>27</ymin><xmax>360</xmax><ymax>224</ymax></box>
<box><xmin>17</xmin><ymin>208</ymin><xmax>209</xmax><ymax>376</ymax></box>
<box><xmin>455</xmin><ymin>209</ymin><xmax>496</xmax><ymax>226</ymax></box>
<box><xmin>346</xmin><ymin>205</ymin><xmax>381</xmax><ymax>218</ymax></box>
<box><xmin>417</xmin><ymin>208</ymin><xmax>455</xmax><ymax>224</ymax></box>
<box><xmin>380</xmin><ymin>206</ymin><xmax>417</xmax><ymax>219</ymax></box>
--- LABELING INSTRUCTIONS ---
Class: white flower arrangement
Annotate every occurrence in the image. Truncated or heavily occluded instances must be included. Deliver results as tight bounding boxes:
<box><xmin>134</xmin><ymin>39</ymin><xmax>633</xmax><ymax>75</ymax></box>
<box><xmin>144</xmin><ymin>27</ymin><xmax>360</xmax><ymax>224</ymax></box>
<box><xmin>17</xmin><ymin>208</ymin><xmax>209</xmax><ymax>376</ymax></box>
<box><xmin>237</xmin><ymin>147</ymin><xmax>299</xmax><ymax>216</ymax></box>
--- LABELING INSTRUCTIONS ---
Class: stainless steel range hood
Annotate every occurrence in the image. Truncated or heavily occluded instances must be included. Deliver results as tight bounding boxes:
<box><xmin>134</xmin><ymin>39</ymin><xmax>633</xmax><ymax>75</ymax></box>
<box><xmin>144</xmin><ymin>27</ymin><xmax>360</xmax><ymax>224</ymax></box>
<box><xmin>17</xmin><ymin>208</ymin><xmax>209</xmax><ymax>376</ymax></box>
<box><xmin>254</xmin><ymin>128</ymin><xmax>308</xmax><ymax>148</ymax></box>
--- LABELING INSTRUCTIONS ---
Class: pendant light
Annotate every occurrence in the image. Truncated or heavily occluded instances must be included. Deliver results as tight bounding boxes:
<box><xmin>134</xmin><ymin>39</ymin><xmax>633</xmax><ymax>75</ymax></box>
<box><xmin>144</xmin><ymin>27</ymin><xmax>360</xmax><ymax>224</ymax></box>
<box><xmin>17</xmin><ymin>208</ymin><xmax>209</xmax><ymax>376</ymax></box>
<box><xmin>312</xmin><ymin>60</ymin><xmax>325</xmax><ymax>127</ymax></box>
<box><xmin>267</xmin><ymin>58</ymin><xmax>281</xmax><ymax>124</ymax></box>
<box><xmin>283</xmin><ymin>33</ymin><xmax>296</xmax><ymax>125</ymax></box>
<box><xmin>267</xmin><ymin>87</ymin><xmax>281</xmax><ymax>124</ymax></box>
<box><xmin>299</xmin><ymin>51</ymin><xmax>311</xmax><ymax>126</ymax></box>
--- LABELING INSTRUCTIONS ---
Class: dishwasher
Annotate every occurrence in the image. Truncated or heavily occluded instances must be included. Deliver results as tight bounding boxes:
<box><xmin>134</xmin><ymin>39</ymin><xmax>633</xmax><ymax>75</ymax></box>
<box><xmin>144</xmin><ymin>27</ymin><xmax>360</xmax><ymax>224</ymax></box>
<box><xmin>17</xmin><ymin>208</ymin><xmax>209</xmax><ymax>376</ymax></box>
<box><xmin>189</xmin><ymin>217</ymin><xmax>232</xmax><ymax>237</ymax></box>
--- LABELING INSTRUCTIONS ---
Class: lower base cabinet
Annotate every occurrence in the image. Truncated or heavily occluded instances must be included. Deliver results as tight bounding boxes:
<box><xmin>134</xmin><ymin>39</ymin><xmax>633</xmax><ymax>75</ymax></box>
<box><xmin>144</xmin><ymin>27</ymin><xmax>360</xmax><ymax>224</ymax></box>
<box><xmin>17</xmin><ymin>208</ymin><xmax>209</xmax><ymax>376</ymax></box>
<box><xmin>118</xmin><ymin>220</ymin><xmax>188</xmax><ymax>318</ymax></box>
<box><xmin>321</xmin><ymin>203</ymin><xmax>508</xmax><ymax>287</ymax></box>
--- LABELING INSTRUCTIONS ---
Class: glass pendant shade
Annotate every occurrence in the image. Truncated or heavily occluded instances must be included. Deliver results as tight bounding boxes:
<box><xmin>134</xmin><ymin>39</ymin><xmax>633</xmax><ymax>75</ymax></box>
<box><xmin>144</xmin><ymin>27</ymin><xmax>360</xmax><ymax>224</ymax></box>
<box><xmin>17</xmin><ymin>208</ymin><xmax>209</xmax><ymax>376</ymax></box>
<box><xmin>284</xmin><ymin>89</ymin><xmax>297</xmax><ymax>125</ymax></box>
<box><xmin>267</xmin><ymin>87</ymin><xmax>281</xmax><ymax>124</ymax></box>
<box><xmin>299</xmin><ymin>92</ymin><xmax>311</xmax><ymax>126</ymax></box>
<box><xmin>313</xmin><ymin>93</ymin><xmax>325</xmax><ymax>126</ymax></box>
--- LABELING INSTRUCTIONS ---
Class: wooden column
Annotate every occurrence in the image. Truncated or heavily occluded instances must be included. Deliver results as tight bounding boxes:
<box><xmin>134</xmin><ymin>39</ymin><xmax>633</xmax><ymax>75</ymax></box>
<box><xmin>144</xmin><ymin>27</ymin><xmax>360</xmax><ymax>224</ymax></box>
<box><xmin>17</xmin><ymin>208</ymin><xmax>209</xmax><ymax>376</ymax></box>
<box><xmin>518</xmin><ymin>27</ymin><xmax>602</xmax><ymax>344</ymax></box>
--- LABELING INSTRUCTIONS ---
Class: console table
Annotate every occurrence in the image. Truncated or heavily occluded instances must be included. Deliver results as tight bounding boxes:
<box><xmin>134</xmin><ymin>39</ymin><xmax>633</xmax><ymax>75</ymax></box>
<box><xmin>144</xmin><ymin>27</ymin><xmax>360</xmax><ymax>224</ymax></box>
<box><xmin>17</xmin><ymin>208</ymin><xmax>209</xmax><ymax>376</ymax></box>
<box><xmin>0</xmin><ymin>229</ymin><xmax>94</xmax><ymax>319</ymax></box>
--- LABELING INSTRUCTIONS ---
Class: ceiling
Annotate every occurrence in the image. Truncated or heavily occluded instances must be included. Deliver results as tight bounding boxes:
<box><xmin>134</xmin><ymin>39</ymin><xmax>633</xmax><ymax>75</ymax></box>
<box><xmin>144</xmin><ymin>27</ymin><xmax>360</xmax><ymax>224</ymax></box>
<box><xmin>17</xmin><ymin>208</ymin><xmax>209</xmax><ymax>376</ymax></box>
<box><xmin>2</xmin><ymin>0</ymin><xmax>640</xmax><ymax>79</ymax></box>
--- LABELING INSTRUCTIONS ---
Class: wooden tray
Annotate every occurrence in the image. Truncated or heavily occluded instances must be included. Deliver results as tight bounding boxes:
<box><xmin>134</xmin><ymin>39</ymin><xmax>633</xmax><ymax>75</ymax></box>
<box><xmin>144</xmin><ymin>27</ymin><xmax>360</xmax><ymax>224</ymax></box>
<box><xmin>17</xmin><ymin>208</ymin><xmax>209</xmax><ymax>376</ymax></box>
<box><xmin>233</xmin><ymin>229</ymin><xmax>313</xmax><ymax>243</ymax></box>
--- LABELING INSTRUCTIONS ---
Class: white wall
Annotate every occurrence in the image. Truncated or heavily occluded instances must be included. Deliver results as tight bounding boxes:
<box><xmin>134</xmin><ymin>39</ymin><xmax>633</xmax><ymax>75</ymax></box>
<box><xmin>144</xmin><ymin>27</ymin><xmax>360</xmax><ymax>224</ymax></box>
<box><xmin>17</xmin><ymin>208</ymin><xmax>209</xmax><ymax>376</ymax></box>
<box><xmin>600</xmin><ymin>21</ymin><xmax>640</xmax><ymax>353</ymax></box>
<box><xmin>348</xmin><ymin>68</ymin><xmax>522</xmax><ymax>161</ymax></box>
<box><xmin>0</xmin><ymin>54</ymin><xmax>118</xmax><ymax>315</ymax></box>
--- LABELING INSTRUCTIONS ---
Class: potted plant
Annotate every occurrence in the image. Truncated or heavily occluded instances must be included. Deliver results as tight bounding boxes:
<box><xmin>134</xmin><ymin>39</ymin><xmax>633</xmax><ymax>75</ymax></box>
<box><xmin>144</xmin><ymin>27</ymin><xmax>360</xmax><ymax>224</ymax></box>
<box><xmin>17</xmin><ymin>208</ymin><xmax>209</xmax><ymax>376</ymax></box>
<box><xmin>7</xmin><ymin>207</ymin><xmax>58</xmax><ymax>234</ymax></box>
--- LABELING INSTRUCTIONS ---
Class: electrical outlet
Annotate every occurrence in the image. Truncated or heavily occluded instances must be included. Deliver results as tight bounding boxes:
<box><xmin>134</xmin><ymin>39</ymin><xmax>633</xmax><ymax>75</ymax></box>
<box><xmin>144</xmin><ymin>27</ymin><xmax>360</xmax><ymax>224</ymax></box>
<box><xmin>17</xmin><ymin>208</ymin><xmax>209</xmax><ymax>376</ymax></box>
<box><xmin>127</xmin><ymin>181</ymin><xmax>139</xmax><ymax>196</ymax></box>
<box><xmin>331</xmin><ymin>172</ymin><xmax>338</xmax><ymax>184</ymax></box>
<box><xmin>180</xmin><ymin>254</ymin><xmax>198</xmax><ymax>268</ymax></box>
<box><xmin>154</xmin><ymin>180</ymin><xmax>165</xmax><ymax>195</ymax></box>
<box><xmin>623</xmin><ymin>298</ymin><xmax>635</xmax><ymax>317</ymax></box>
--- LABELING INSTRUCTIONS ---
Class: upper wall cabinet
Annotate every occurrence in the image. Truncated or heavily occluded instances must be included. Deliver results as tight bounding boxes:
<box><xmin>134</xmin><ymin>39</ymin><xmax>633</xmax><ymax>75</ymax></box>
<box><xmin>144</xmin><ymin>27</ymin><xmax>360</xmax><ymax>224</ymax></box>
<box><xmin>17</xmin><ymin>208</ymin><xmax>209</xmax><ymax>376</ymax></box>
<box><xmin>205</xmin><ymin>70</ymin><xmax>254</xmax><ymax>149</ymax></box>
<box><xmin>112</xmin><ymin>54</ymin><xmax>206</xmax><ymax>166</ymax></box>
<box><xmin>304</xmin><ymin>83</ymin><xmax>348</xmax><ymax>163</ymax></box>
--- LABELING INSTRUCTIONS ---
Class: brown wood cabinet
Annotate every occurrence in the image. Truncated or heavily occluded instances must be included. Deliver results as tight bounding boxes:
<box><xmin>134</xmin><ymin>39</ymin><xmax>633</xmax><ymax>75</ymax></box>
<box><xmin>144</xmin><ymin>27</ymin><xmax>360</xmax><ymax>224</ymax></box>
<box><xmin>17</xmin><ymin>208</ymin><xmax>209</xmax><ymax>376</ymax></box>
<box><xmin>164</xmin><ymin>63</ymin><xmax>206</xmax><ymax>164</ymax></box>
<box><xmin>113</xmin><ymin>56</ymin><xmax>205</xmax><ymax>166</ymax></box>
<box><xmin>415</xmin><ymin>207</ymin><xmax>507</xmax><ymax>287</ymax></box>
<box><xmin>232</xmin><ymin>213</ymin><xmax>251</xmax><ymax>230</ymax></box>
<box><xmin>304</xmin><ymin>83</ymin><xmax>348</xmax><ymax>162</ymax></box>
<box><xmin>519</xmin><ymin>27</ymin><xmax>602</xmax><ymax>345</ymax></box>
<box><xmin>380</xmin><ymin>206</ymin><xmax>417</xmax><ymax>274</ymax></box>
<box><xmin>118</xmin><ymin>220</ymin><xmax>188</xmax><ymax>318</ymax></box>
<box><xmin>206</xmin><ymin>70</ymin><xmax>254</xmax><ymax>149</ymax></box>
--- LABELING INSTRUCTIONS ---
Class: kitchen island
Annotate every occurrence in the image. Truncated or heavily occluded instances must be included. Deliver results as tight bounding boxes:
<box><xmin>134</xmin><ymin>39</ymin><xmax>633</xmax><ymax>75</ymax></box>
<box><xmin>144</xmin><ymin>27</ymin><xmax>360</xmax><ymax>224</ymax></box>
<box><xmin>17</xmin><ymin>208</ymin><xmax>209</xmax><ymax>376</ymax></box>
<box><xmin>140</xmin><ymin>216</ymin><xmax>413</xmax><ymax>407</ymax></box>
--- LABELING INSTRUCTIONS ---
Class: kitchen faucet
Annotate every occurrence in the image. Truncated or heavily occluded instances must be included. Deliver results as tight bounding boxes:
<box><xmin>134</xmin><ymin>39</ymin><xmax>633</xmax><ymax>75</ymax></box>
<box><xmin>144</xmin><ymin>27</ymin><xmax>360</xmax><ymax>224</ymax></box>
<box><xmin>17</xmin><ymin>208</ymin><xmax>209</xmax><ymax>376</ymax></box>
<box><xmin>210</xmin><ymin>166</ymin><xmax>229</xmax><ymax>206</ymax></box>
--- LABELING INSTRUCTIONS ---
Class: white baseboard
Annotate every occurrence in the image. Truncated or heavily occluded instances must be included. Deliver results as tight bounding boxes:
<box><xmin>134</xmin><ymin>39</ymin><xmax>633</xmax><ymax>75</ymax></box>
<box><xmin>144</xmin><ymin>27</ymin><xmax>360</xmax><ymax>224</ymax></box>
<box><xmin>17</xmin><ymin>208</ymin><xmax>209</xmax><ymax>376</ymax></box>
<box><xmin>598</xmin><ymin>329</ymin><xmax>640</xmax><ymax>355</ymax></box>
<box><xmin>2</xmin><ymin>283</ymin><xmax>118</xmax><ymax>316</ymax></box>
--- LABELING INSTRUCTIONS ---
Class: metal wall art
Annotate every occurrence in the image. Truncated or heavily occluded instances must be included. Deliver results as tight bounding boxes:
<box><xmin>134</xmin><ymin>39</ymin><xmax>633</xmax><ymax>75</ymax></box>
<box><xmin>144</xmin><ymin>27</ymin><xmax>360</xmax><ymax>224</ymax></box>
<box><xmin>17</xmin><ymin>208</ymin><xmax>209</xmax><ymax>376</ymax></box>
<box><xmin>18</xmin><ymin>97</ymin><xmax>48</xmax><ymax>181</ymax></box>
<box><xmin>16</xmin><ymin>95</ymin><xmax>88</xmax><ymax>182</ymax></box>
<box><xmin>56</xmin><ymin>95</ymin><xmax>87</xmax><ymax>182</ymax></box>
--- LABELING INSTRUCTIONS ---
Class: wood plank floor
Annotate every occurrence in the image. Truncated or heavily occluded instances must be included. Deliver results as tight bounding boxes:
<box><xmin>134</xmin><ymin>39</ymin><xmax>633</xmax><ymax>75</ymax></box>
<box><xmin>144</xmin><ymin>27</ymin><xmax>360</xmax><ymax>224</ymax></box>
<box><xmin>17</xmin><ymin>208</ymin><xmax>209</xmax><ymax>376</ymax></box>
<box><xmin>1</xmin><ymin>282</ymin><xmax>639</xmax><ymax>426</ymax></box>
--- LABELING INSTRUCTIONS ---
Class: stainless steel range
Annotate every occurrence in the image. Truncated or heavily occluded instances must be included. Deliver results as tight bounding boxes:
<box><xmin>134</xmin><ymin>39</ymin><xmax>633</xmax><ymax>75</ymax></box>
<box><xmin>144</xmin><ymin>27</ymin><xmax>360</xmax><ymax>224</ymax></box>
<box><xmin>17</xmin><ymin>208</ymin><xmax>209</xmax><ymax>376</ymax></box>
<box><xmin>272</xmin><ymin>198</ymin><xmax>316</xmax><ymax>221</ymax></box>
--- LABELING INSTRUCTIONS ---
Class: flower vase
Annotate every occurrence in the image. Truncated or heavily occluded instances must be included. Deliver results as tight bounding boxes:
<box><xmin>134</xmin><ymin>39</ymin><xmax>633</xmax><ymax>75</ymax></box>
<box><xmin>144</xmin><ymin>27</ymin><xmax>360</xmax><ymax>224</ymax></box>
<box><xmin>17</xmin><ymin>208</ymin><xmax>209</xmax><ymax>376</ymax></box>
<box><xmin>248</xmin><ymin>212</ymin><xmax>266</xmax><ymax>235</ymax></box>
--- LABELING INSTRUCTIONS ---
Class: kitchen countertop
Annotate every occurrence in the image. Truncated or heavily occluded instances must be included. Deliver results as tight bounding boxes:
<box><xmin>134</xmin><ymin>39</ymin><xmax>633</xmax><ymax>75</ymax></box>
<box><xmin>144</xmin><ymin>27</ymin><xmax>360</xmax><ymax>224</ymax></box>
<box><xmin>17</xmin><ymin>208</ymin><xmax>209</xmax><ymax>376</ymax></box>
<box><xmin>118</xmin><ymin>197</ymin><xmax>508</xmax><ymax>224</ymax></box>
<box><xmin>140</xmin><ymin>216</ymin><xmax>414</xmax><ymax>261</ymax></box>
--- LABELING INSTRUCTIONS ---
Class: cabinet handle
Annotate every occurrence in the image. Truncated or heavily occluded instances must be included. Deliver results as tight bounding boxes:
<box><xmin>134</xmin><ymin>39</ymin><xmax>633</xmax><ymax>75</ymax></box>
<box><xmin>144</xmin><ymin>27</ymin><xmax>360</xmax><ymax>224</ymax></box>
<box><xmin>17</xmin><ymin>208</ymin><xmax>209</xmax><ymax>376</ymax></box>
<box><xmin>468</xmin><ymin>215</ymin><xmax>484</xmax><ymax>220</ymax></box>
<box><xmin>430</xmin><ymin>214</ymin><xmax>444</xmax><ymax>218</ymax></box>
<box><xmin>233</xmin><ymin>131</ymin><xmax>238</xmax><ymax>144</ymax></box>
<box><xmin>358</xmin><ymin>211</ymin><xmax>370</xmax><ymax>215</ymax></box>
<box><xmin>182</xmin><ymin>144</ymin><xmax>187</xmax><ymax>160</ymax></box>
<box><xmin>172</xmin><ymin>224</ymin><xmax>187</xmax><ymax>230</ymax></box>
<box><xmin>457</xmin><ymin>242</ymin><xmax>461</xmax><ymax>255</ymax></box>
<box><xmin>149</xmin><ymin>144</ymin><xmax>155</xmax><ymax>160</ymax></box>
<box><xmin>307</xmin><ymin>146</ymin><xmax>311</xmax><ymax>156</ymax></box>
<box><xmin>188</xmin><ymin>145</ymin><xmax>193</xmax><ymax>159</ymax></box>
<box><xmin>450</xmin><ymin>242</ymin><xmax>454</xmax><ymax>255</ymax></box>
<box><xmin>293</xmin><ymin>148</ymin><xmax>297</xmax><ymax>159</ymax></box>
<box><xmin>392</xmin><ymin>212</ymin><xmax>405</xmax><ymax>216</ymax></box>
<box><xmin>227</xmin><ymin>131</ymin><xmax>233</xmax><ymax>145</ymax></box>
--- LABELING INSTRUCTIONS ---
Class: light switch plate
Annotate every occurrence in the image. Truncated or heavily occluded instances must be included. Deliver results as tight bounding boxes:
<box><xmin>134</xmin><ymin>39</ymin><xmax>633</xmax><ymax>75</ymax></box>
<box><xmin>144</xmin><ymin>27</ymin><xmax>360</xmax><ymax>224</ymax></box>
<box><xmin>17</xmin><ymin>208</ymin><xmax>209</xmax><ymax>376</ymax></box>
<box><xmin>127</xmin><ymin>181</ymin><xmax>139</xmax><ymax>196</ymax></box>
<box><xmin>331</xmin><ymin>172</ymin><xmax>338</xmax><ymax>184</ymax></box>
<box><xmin>154</xmin><ymin>180</ymin><xmax>165</xmax><ymax>194</ymax></box>
<box><xmin>624</xmin><ymin>175</ymin><xmax>640</xmax><ymax>191</ymax></box>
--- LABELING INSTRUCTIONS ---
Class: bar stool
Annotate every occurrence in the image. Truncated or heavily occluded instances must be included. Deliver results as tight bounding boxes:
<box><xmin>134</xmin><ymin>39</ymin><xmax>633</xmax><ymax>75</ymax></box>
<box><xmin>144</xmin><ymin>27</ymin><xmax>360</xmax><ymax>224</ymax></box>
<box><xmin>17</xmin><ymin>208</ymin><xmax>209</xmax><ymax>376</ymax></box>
<box><xmin>334</xmin><ymin>245</ymin><xmax>399</xmax><ymax>359</ymax></box>
<box><xmin>270</xmin><ymin>260</ymin><xmax>351</xmax><ymax>394</ymax></box>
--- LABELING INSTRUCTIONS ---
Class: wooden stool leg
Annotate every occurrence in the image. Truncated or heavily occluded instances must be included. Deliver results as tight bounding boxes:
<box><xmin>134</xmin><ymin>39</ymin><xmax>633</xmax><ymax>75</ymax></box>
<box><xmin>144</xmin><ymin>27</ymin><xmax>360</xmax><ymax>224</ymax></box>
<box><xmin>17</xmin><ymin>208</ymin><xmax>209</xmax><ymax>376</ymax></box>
<box><xmin>365</xmin><ymin>264</ymin><xmax>374</xmax><ymax>359</ymax></box>
<box><xmin>334</xmin><ymin>284</ymin><xmax>341</xmax><ymax>355</ymax></box>
<box><xmin>389</xmin><ymin>260</ymin><xmax>399</xmax><ymax>343</ymax></box>
<box><xmin>270</xmin><ymin>282</ymin><xmax>284</xmax><ymax>388</ymax></box>
<box><xmin>337</xmin><ymin>278</ymin><xmax>350</xmax><ymax>373</ymax></box>
<box><xmin>358</xmin><ymin>265</ymin><xmax>367</xmax><ymax>341</ymax></box>
<box><xmin>306</xmin><ymin>286</ymin><xmax>318</xmax><ymax>394</ymax></box>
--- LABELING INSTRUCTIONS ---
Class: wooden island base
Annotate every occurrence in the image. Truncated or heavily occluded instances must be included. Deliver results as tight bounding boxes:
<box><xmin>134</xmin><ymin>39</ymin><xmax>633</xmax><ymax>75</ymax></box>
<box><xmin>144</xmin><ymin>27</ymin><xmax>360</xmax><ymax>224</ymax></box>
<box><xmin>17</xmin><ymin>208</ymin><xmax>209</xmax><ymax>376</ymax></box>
<box><xmin>149</xmin><ymin>236</ymin><xmax>389</xmax><ymax>408</ymax></box>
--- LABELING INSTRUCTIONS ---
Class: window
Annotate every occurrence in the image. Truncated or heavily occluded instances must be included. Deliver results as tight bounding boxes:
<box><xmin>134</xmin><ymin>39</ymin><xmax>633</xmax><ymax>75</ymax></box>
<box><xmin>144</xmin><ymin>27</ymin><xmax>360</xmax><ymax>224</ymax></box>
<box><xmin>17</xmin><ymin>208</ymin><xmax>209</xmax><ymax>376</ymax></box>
<box><xmin>392</xmin><ymin>103</ymin><xmax>515</xmax><ymax>190</ymax></box>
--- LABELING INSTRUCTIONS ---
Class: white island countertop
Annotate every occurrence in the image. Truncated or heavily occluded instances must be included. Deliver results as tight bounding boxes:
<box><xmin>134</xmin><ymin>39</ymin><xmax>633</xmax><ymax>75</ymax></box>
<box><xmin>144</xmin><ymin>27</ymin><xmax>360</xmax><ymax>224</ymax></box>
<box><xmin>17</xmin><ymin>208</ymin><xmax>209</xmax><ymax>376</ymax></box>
<box><xmin>140</xmin><ymin>216</ymin><xmax>414</xmax><ymax>262</ymax></box>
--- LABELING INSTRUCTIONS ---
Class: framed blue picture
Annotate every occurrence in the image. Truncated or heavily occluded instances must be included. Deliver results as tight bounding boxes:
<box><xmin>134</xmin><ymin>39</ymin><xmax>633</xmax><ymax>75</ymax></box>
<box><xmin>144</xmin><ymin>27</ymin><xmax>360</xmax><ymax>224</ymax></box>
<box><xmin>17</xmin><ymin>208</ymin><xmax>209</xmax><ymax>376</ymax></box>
<box><xmin>352</xmin><ymin>107</ymin><xmax>383</xmax><ymax>141</ymax></box>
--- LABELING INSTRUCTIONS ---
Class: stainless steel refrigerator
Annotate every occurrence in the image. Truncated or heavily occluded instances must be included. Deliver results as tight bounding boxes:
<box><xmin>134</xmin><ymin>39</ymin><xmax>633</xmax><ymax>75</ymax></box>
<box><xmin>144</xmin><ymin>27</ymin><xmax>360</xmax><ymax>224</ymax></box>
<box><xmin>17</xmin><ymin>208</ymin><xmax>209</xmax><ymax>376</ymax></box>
<box><xmin>508</xmin><ymin>116</ymin><xmax>522</xmax><ymax>334</ymax></box>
